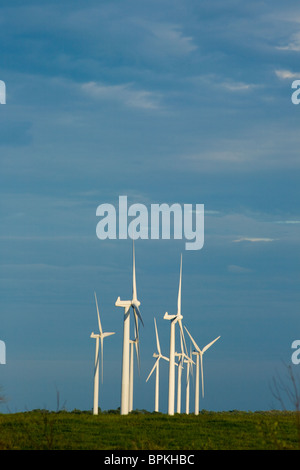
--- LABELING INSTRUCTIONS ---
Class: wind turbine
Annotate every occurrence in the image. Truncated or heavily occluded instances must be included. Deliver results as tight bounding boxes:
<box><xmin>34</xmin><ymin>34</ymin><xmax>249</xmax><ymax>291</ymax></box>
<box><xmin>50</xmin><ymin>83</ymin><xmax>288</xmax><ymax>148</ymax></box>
<box><xmin>90</xmin><ymin>292</ymin><xmax>115</xmax><ymax>415</ymax></box>
<box><xmin>184</xmin><ymin>326</ymin><xmax>220</xmax><ymax>415</ymax></box>
<box><xmin>164</xmin><ymin>254</ymin><xmax>187</xmax><ymax>415</ymax></box>
<box><xmin>146</xmin><ymin>318</ymin><xmax>169</xmax><ymax>412</ymax></box>
<box><xmin>115</xmin><ymin>241</ymin><xmax>144</xmax><ymax>415</ymax></box>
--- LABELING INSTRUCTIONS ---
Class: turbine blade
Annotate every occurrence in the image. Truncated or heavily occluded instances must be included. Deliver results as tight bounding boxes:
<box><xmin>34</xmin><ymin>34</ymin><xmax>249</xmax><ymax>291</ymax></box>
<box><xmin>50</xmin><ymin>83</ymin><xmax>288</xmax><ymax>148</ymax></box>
<box><xmin>146</xmin><ymin>358</ymin><xmax>159</xmax><ymax>382</ymax></box>
<box><xmin>161</xmin><ymin>355</ymin><xmax>169</xmax><ymax>362</ymax></box>
<box><xmin>177</xmin><ymin>254</ymin><xmax>182</xmax><ymax>316</ymax></box>
<box><xmin>132</xmin><ymin>240</ymin><xmax>137</xmax><ymax>301</ymax></box>
<box><xmin>200</xmin><ymin>354</ymin><xmax>204</xmax><ymax>397</ymax></box>
<box><xmin>184</xmin><ymin>326</ymin><xmax>201</xmax><ymax>354</ymax></box>
<box><xmin>178</xmin><ymin>319</ymin><xmax>188</xmax><ymax>356</ymax></box>
<box><xmin>179</xmin><ymin>326</ymin><xmax>184</xmax><ymax>352</ymax></box>
<box><xmin>135</xmin><ymin>338</ymin><xmax>141</xmax><ymax>375</ymax></box>
<box><xmin>133</xmin><ymin>308</ymin><xmax>141</xmax><ymax>373</ymax></box>
<box><xmin>94</xmin><ymin>336</ymin><xmax>99</xmax><ymax>369</ymax></box>
<box><xmin>189</xmin><ymin>344</ymin><xmax>195</xmax><ymax>369</ymax></box>
<box><xmin>154</xmin><ymin>318</ymin><xmax>161</xmax><ymax>355</ymax></box>
<box><xmin>100</xmin><ymin>337</ymin><xmax>104</xmax><ymax>383</ymax></box>
<box><xmin>132</xmin><ymin>303</ymin><xmax>144</xmax><ymax>327</ymax></box>
<box><xmin>186</xmin><ymin>364</ymin><xmax>191</xmax><ymax>388</ymax></box>
<box><xmin>189</xmin><ymin>346</ymin><xmax>195</xmax><ymax>385</ymax></box>
<box><xmin>94</xmin><ymin>292</ymin><xmax>103</xmax><ymax>335</ymax></box>
<box><xmin>133</xmin><ymin>308</ymin><xmax>139</xmax><ymax>341</ymax></box>
<box><xmin>202</xmin><ymin>336</ymin><xmax>221</xmax><ymax>354</ymax></box>
<box><xmin>102</xmin><ymin>332</ymin><xmax>115</xmax><ymax>338</ymax></box>
<box><xmin>124</xmin><ymin>306</ymin><xmax>131</xmax><ymax>320</ymax></box>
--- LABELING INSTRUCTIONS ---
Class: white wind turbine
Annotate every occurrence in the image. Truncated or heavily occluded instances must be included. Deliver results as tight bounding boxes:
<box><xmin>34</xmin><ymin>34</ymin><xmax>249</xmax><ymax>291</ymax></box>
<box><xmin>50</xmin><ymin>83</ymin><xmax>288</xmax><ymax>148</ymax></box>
<box><xmin>164</xmin><ymin>254</ymin><xmax>187</xmax><ymax>416</ymax></box>
<box><xmin>146</xmin><ymin>318</ymin><xmax>169</xmax><ymax>412</ymax></box>
<box><xmin>184</xmin><ymin>326</ymin><xmax>220</xmax><ymax>415</ymax></box>
<box><xmin>90</xmin><ymin>292</ymin><xmax>115</xmax><ymax>415</ymax></box>
<box><xmin>115</xmin><ymin>241</ymin><xmax>144</xmax><ymax>415</ymax></box>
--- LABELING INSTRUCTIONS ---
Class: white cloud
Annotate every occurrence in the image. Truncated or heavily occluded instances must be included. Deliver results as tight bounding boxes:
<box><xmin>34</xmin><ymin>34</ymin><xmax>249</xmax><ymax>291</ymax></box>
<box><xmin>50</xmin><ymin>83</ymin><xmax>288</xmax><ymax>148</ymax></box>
<box><xmin>221</xmin><ymin>81</ymin><xmax>258</xmax><ymax>92</ymax></box>
<box><xmin>81</xmin><ymin>81</ymin><xmax>161</xmax><ymax>110</ymax></box>
<box><xmin>192</xmin><ymin>74</ymin><xmax>259</xmax><ymax>93</ymax></box>
<box><xmin>274</xmin><ymin>220</ymin><xmax>300</xmax><ymax>224</ymax></box>
<box><xmin>147</xmin><ymin>22</ymin><xmax>197</xmax><ymax>56</ymax></box>
<box><xmin>276</xmin><ymin>32</ymin><xmax>300</xmax><ymax>51</ymax></box>
<box><xmin>233</xmin><ymin>237</ymin><xmax>275</xmax><ymax>243</ymax></box>
<box><xmin>275</xmin><ymin>69</ymin><xmax>300</xmax><ymax>80</ymax></box>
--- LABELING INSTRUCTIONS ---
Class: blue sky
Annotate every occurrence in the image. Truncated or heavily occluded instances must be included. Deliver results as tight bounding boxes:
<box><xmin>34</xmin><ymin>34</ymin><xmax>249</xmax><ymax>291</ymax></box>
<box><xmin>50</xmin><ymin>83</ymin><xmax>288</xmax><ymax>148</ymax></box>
<box><xmin>0</xmin><ymin>0</ymin><xmax>300</xmax><ymax>413</ymax></box>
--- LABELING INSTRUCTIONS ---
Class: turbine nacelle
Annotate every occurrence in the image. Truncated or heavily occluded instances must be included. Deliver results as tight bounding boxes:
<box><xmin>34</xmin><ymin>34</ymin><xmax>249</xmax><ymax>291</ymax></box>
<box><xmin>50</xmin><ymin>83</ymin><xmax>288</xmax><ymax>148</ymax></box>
<box><xmin>115</xmin><ymin>296</ymin><xmax>132</xmax><ymax>308</ymax></box>
<box><xmin>164</xmin><ymin>312</ymin><xmax>176</xmax><ymax>320</ymax></box>
<box><xmin>163</xmin><ymin>312</ymin><xmax>182</xmax><ymax>322</ymax></box>
<box><xmin>175</xmin><ymin>352</ymin><xmax>185</xmax><ymax>366</ymax></box>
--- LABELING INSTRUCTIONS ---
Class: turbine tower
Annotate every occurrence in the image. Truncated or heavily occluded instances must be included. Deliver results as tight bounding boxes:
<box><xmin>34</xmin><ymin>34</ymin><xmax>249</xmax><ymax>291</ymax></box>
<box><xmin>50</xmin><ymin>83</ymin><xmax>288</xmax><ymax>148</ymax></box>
<box><xmin>146</xmin><ymin>318</ymin><xmax>169</xmax><ymax>412</ymax></box>
<box><xmin>184</xmin><ymin>345</ymin><xmax>194</xmax><ymax>415</ymax></box>
<box><xmin>164</xmin><ymin>254</ymin><xmax>187</xmax><ymax>416</ymax></box>
<box><xmin>115</xmin><ymin>241</ymin><xmax>144</xmax><ymax>415</ymax></box>
<box><xmin>185</xmin><ymin>326</ymin><xmax>220</xmax><ymax>415</ymax></box>
<box><xmin>90</xmin><ymin>292</ymin><xmax>115</xmax><ymax>415</ymax></box>
<box><xmin>175</xmin><ymin>349</ymin><xmax>184</xmax><ymax>414</ymax></box>
<box><xmin>128</xmin><ymin>339</ymin><xmax>136</xmax><ymax>412</ymax></box>
<box><xmin>175</xmin><ymin>330</ymin><xmax>191</xmax><ymax>414</ymax></box>
<box><xmin>129</xmin><ymin>322</ymin><xmax>140</xmax><ymax>412</ymax></box>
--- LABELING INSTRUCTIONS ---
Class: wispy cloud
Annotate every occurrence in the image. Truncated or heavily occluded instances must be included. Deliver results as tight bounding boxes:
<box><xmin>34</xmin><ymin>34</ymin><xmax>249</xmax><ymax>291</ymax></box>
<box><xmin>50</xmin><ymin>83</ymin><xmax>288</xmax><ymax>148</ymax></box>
<box><xmin>276</xmin><ymin>32</ymin><xmax>300</xmax><ymax>51</ymax></box>
<box><xmin>275</xmin><ymin>69</ymin><xmax>300</xmax><ymax>80</ymax></box>
<box><xmin>192</xmin><ymin>74</ymin><xmax>259</xmax><ymax>93</ymax></box>
<box><xmin>233</xmin><ymin>237</ymin><xmax>275</xmax><ymax>243</ymax></box>
<box><xmin>145</xmin><ymin>22</ymin><xmax>198</xmax><ymax>56</ymax></box>
<box><xmin>221</xmin><ymin>81</ymin><xmax>258</xmax><ymax>92</ymax></box>
<box><xmin>274</xmin><ymin>220</ymin><xmax>300</xmax><ymax>224</ymax></box>
<box><xmin>81</xmin><ymin>81</ymin><xmax>162</xmax><ymax>110</ymax></box>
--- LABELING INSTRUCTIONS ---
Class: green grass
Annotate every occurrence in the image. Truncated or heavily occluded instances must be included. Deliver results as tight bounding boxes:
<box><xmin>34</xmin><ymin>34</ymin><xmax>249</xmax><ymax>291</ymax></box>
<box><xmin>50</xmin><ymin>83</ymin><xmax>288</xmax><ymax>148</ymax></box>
<box><xmin>0</xmin><ymin>409</ymin><xmax>299</xmax><ymax>450</ymax></box>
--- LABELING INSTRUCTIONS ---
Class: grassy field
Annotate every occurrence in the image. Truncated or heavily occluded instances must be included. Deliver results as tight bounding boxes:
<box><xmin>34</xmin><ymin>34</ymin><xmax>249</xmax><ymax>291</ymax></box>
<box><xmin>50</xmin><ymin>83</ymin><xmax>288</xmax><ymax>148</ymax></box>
<box><xmin>0</xmin><ymin>409</ymin><xmax>299</xmax><ymax>450</ymax></box>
